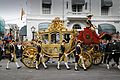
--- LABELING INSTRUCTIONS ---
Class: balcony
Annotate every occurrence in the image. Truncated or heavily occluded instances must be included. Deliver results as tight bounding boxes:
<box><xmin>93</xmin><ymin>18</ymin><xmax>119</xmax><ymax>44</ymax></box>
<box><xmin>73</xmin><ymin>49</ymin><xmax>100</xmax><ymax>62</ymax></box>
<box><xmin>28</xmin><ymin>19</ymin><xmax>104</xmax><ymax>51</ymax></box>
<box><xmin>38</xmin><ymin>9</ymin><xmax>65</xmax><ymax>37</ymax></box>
<box><xmin>66</xmin><ymin>11</ymin><xmax>91</xmax><ymax>20</ymax></box>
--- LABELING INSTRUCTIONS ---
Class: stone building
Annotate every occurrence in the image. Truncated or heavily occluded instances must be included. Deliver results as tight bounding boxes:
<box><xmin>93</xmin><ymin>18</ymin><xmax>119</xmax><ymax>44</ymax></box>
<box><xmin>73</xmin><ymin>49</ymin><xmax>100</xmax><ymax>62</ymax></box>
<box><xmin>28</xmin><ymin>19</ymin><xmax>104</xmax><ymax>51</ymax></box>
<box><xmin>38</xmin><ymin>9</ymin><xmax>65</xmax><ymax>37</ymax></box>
<box><xmin>25</xmin><ymin>0</ymin><xmax>120</xmax><ymax>40</ymax></box>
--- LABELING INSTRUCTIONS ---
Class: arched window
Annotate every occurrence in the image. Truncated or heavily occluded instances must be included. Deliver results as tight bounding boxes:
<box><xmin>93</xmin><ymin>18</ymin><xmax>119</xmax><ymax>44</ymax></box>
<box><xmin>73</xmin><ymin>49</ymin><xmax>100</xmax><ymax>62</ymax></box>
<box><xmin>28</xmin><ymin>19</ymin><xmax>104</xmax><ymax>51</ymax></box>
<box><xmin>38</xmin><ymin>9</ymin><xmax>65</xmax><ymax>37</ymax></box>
<box><xmin>73</xmin><ymin>24</ymin><xmax>81</xmax><ymax>29</ymax></box>
<box><xmin>19</xmin><ymin>25</ymin><xmax>27</xmax><ymax>41</ymax></box>
<box><xmin>20</xmin><ymin>25</ymin><xmax>27</xmax><ymax>36</ymax></box>
<box><xmin>98</xmin><ymin>23</ymin><xmax>116</xmax><ymax>34</ymax></box>
<box><xmin>38</xmin><ymin>22</ymin><xmax>50</xmax><ymax>31</ymax></box>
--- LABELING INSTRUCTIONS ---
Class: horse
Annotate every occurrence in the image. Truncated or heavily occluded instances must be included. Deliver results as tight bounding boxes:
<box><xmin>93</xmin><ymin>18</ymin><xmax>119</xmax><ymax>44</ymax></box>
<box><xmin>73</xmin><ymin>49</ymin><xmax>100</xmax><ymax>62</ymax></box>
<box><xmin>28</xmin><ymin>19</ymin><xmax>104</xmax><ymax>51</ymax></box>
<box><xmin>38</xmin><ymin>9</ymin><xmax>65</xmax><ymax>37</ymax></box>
<box><xmin>106</xmin><ymin>40</ymin><xmax>120</xmax><ymax>69</ymax></box>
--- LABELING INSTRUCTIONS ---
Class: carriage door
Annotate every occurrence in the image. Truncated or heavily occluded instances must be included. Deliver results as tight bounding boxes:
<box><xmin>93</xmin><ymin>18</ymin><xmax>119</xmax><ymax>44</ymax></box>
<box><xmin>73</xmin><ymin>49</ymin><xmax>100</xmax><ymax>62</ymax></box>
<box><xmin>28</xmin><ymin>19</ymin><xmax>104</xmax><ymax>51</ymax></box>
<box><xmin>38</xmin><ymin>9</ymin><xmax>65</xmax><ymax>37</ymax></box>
<box><xmin>51</xmin><ymin>32</ymin><xmax>60</xmax><ymax>44</ymax></box>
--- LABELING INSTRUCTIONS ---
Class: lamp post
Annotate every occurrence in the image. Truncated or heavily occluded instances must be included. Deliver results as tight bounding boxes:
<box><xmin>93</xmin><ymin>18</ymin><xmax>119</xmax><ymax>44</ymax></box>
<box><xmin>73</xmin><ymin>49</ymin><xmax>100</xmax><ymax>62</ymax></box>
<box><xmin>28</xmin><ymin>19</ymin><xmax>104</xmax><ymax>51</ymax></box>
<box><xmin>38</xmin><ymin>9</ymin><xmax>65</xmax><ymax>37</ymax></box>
<box><xmin>9</xmin><ymin>28</ymin><xmax>12</xmax><ymax>40</ymax></box>
<box><xmin>10</xmin><ymin>28</ymin><xmax>12</xmax><ymax>34</ymax></box>
<box><xmin>16</xmin><ymin>27</ymin><xmax>19</xmax><ymax>42</ymax></box>
<box><xmin>31</xmin><ymin>26</ymin><xmax>36</xmax><ymax>41</ymax></box>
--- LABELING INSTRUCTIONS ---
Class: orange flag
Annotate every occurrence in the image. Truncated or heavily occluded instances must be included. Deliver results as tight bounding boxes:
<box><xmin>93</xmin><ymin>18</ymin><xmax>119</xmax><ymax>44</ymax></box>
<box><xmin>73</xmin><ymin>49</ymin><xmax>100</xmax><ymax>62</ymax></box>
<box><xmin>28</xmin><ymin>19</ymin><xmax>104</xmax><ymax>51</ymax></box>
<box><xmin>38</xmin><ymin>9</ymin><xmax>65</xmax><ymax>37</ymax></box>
<box><xmin>21</xmin><ymin>8</ymin><xmax>25</xmax><ymax>20</ymax></box>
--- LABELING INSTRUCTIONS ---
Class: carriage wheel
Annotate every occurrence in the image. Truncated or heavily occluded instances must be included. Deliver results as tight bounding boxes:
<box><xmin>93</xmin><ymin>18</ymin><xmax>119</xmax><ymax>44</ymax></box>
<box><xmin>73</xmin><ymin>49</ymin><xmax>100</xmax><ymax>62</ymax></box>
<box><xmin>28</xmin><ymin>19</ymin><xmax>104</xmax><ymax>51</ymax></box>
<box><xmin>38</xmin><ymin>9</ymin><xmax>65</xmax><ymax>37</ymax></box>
<box><xmin>21</xmin><ymin>47</ymin><xmax>37</xmax><ymax>68</ymax></box>
<box><xmin>92</xmin><ymin>52</ymin><xmax>103</xmax><ymax>65</ymax></box>
<box><xmin>78</xmin><ymin>53</ymin><xmax>92</xmax><ymax>69</ymax></box>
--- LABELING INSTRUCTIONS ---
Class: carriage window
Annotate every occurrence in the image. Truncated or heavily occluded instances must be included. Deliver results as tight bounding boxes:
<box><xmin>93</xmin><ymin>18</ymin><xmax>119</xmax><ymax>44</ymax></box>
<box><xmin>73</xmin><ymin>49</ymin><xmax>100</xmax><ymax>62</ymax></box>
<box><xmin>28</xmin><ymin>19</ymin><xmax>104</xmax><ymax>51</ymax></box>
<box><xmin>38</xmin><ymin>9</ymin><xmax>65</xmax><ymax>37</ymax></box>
<box><xmin>51</xmin><ymin>33</ymin><xmax>60</xmax><ymax>44</ymax></box>
<box><xmin>63</xmin><ymin>34</ymin><xmax>70</xmax><ymax>43</ymax></box>
<box><xmin>42</xmin><ymin>34</ymin><xmax>49</xmax><ymax>44</ymax></box>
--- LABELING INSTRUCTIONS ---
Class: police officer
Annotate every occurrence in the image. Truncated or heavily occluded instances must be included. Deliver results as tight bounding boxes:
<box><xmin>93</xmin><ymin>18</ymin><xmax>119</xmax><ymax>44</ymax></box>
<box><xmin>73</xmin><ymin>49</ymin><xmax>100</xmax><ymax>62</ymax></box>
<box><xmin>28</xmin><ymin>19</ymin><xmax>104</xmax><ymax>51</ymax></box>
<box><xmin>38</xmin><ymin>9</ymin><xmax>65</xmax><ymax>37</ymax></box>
<box><xmin>74</xmin><ymin>41</ymin><xmax>86</xmax><ymax>71</ymax></box>
<box><xmin>5</xmin><ymin>40</ymin><xmax>22</xmax><ymax>70</ymax></box>
<box><xmin>57</xmin><ymin>40</ymin><xmax>70</xmax><ymax>70</ymax></box>
<box><xmin>35</xmin><ymin>41</ymin><xmax>47</xmax><ymax>70</ymax></box>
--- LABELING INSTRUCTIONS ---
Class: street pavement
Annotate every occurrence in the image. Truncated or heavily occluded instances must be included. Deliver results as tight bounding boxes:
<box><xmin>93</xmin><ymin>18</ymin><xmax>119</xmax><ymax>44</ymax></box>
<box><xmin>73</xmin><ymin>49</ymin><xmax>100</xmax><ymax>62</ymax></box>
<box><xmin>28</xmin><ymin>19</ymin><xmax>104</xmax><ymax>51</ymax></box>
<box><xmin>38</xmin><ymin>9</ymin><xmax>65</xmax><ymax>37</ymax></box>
<box><xmin>0</xmin><ymin>59</ymin><xmax>120</xmax><ymax>80</ymax></box>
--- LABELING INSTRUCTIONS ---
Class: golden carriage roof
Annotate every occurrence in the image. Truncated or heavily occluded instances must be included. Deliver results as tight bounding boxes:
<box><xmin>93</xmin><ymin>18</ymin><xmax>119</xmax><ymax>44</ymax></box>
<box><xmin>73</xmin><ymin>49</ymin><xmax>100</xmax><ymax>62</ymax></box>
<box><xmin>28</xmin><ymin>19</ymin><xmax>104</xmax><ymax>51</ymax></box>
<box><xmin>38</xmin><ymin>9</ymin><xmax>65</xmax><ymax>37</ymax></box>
<box><xmin>37</xmin><ymin>17</ymin><xmax>70</xmax><ymax>34</ymax></box>
<box><xmin>48</xmin><ymin>17</ymin><xmax>67</xmax><ymax>31</ymax></box>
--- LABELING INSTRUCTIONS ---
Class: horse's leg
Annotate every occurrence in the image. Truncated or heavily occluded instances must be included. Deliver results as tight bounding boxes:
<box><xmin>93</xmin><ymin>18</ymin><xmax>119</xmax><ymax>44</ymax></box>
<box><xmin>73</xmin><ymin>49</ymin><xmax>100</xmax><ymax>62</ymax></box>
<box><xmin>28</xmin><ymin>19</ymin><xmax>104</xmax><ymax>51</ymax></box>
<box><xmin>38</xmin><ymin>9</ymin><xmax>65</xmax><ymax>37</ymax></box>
<box><xmin>106</xmin><ymin>54</ymin><xmax>112</xmax><ymax>69</ymax></box>
<box><xmin>103</xmin><ymin>53</ymin><xmax>108</xmax><ymax>64</ymax></box>
<box><xmin>113</xmin><ymin>54</ymin><xmax>119</xmax><ymax>65</ymax></box>
<box><xmin>113</xmin><ymin>54</ymin><xmax>120</xmax><ymax>69</ymax></box>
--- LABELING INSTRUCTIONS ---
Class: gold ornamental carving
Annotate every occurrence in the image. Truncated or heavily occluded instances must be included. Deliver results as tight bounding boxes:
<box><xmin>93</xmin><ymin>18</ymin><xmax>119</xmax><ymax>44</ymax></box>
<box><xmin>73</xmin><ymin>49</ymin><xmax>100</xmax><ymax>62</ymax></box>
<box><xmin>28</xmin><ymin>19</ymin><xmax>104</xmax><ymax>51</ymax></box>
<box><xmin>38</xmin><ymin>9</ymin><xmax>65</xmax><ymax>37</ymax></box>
<box><xmin>48</xmin><ymin>17</ymin><xmax>67</xmax><ymax>31</ymax></box>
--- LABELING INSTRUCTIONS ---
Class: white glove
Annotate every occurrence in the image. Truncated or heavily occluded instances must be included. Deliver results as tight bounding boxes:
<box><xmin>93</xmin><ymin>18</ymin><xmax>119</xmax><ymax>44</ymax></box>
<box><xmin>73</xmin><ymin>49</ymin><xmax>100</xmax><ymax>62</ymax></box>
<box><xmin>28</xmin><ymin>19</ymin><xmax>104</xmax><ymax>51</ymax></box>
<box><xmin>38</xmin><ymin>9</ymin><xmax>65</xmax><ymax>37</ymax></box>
<box><xmin>40</xmin><ymin>54</ymin><xmax>43</xmax><ymax>57</ymax></box>
<box><xmin>112</xmin><ymin>52</ymin><xmax>114</xmax><ymax>54</ymax></box>
<box><xmin>79</xmin><ymin>55</ymin><xmax>83</xmax><ymax>59</ymax></box>
<box><xmin>64</xmin><ymin>53</ymin><xmax>68</xmax><ymax>57</ymax></box>
<box><xmin>11</xmin><ymin>54</ymin><xmax>14</xmax><ymax>58</ymax></box>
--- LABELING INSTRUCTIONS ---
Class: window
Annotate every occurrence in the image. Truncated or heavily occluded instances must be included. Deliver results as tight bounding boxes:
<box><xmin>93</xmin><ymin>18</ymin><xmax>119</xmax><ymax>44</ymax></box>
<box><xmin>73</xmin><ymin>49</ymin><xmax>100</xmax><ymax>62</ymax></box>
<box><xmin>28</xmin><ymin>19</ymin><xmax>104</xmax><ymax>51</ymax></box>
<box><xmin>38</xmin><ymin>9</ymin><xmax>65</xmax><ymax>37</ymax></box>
<box><xmin>63</xmin><ymin>34</ymin><xmax>70</xmax><ymax>43</ymax></box>
<box><xmin>66</xmin><ymin>1</ymin><xmax>69</xmax><ymax>9</ymax></box>
<box><xmin>73</xmin><ymin>24</ymin><xmax>81</xmax><ymax>29</ymax></box>
<box><xmin>42</xmin><ymin>34</ymin><xmax>49</xmax><ymax>44</ymax></box>
<box><xmin>42</xmin><ymin>0</ymin><xmax>52</xmax><ymax>14</ymax></box>
<box><xmin>42</xmin><ymin>4</ymin><xmax>51</xmax><ymax>14</ymax></box>
<box><xmin>71</xmin><ymin>0</ymin><xmax>85</xmax><ymax>12</ymax></box>
<box><xmin>38</xmin><ymin>22</ymin><xmax>50</xmax><ymax>31</ymax></box>
<box><xmin>51</xmin><ymin>32</ymin><xmax>60</xmax><ymax>44</ymax></box>
<box><xmin>101</xmin><ymin>7</ymin><xmax>109</xmax><ymax>15</ymax></box>
<box><xmin>85</xmin><ymin>2</ymin><xmax>87</xmax><ymax>10</ymax></box>
<box><xmin>72</xmin><ymin>5</ymin><xmax>83</xmax><ymax>12</ymax></box>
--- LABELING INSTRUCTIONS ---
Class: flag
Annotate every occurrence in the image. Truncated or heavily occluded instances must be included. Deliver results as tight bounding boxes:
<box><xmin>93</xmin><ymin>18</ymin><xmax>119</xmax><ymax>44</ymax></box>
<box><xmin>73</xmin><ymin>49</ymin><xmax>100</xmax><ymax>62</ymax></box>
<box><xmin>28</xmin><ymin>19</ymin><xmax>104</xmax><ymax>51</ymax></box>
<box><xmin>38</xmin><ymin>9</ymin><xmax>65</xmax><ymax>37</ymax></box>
<box><xmin>21</xmin><ymin>8</ymin><xmax>25</xmax><ymax>20</ymax></box>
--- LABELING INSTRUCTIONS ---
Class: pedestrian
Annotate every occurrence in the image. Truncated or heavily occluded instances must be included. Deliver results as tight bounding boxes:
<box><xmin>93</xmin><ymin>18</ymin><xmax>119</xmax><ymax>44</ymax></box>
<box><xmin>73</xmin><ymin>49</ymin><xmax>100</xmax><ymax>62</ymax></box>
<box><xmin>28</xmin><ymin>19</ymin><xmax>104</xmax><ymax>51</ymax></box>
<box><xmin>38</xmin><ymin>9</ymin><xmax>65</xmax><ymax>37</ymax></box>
<box><xmin>103</xmin><ymin>40</ymin><xmax>110</xmax><ymax>64</ymax></box>
<box><xmin>17</xmin><ymin>42</ymin><xmax>22</xmax><ymax>58</ymax></box>
<box><xmin>57</xmin><ymin>40</ymin><xmax>70</xmax><ymax>70</ymax></box>
<box><xmin>99</xmin><ymin>39</ymin><xmax>107</xmax><ymax>64</ymax></box>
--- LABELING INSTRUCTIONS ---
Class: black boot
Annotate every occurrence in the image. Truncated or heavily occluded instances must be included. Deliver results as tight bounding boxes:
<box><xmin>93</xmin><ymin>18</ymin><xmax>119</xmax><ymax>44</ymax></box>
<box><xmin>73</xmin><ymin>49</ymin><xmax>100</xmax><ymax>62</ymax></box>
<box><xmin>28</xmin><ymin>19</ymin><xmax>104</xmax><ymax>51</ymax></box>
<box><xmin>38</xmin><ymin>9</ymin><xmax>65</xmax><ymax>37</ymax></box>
<box><xmin>6</xmin><ymin>68</ymin><xmax>11</xmax><ymax>70</ymax></box>
<box><xmin>17</xmin><ymin>66</ymin><xmax>22</xmax><ymax>69</ymax></box>
<box><xmin>74</xmin><ymin>68</ymin><xmax>79</xmax><ymax>71</ymax></box>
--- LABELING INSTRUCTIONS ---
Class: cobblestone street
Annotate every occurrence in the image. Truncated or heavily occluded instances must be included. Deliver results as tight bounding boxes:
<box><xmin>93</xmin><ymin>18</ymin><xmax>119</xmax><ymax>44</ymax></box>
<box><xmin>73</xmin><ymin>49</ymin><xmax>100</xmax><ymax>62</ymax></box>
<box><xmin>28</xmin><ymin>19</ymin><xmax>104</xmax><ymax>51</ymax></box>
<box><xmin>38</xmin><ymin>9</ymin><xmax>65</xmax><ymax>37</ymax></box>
<box><xmin>0</xmin><ymin>60</ymin><xmax>120</xmax><ymax>80</ymax></box>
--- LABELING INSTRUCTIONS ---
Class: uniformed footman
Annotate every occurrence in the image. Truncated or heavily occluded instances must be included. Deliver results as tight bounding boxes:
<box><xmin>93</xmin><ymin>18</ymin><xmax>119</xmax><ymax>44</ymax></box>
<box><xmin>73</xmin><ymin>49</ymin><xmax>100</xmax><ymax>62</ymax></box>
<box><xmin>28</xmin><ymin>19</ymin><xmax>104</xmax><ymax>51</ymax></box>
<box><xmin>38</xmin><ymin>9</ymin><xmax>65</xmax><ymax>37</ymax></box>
<box><xmin>57</xmin><ymin>40</ymin><xmax>70</xmax><ymax>70</ymax></box>
<box><xmin>74</xmin><ymin>41</ymin><xmax>86</xmax><ymax>71</ymax></box>
<box><xmin>35</xmin><ymin>41</ymin><xmax>47</xmax><ymax>70</ymax></box>
<box><xmin>5</xmin><ymin>40</ymin><xmax>22</xmax><ymax>70</ymax></box>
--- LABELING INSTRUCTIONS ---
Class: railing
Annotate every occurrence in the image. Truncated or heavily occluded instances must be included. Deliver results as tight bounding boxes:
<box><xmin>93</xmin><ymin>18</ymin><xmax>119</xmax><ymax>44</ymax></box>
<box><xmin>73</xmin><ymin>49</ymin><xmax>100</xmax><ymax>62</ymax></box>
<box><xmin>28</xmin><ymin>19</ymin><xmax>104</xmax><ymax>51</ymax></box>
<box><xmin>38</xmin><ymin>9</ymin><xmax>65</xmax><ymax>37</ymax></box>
<box><xmin>67</xmin><ymin>12</ymin><xmax>90</xmax><ymax>15</ymax></box>
<box><xmin>65</xmin><ymin>12</ymin><xmax>91</xmax><ymax>19</ymax></box>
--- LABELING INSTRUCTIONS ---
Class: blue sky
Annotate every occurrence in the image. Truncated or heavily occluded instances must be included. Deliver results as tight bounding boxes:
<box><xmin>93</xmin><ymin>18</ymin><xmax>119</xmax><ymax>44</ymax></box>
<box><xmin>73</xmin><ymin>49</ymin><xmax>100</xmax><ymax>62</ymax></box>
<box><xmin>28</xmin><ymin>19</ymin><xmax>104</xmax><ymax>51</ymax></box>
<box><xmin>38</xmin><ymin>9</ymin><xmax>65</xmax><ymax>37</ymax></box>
<box><xmin>0</xmin><ymin>0</ymin><xmax>27</xmax><ymax>27</ymax></box>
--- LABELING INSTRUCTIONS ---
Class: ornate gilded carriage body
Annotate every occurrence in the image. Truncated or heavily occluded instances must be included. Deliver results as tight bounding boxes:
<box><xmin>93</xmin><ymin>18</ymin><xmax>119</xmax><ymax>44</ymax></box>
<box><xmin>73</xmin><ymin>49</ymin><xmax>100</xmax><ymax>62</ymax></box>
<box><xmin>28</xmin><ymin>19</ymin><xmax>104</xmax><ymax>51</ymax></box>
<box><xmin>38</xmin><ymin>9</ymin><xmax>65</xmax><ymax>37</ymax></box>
<box><xmin>36</xmin><ymin>17</ymin><xmax>77</xmax><ymax>58</ymax></box>
<box><xmin>22</xmin><ymin>17</ymin><xmax>79</xmax><ymax>68</ymax></box>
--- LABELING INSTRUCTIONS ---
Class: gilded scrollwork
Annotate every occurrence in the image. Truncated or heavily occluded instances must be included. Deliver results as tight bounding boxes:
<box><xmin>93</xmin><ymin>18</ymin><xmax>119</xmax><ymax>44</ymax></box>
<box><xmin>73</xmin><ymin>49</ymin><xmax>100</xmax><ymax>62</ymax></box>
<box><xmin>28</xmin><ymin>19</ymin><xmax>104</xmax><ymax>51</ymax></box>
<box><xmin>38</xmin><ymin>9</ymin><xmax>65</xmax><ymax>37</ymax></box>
<box><xmin>48</xmin><ymin>17</ymin><xmax>67</xmax><ymax>31</ymax></box>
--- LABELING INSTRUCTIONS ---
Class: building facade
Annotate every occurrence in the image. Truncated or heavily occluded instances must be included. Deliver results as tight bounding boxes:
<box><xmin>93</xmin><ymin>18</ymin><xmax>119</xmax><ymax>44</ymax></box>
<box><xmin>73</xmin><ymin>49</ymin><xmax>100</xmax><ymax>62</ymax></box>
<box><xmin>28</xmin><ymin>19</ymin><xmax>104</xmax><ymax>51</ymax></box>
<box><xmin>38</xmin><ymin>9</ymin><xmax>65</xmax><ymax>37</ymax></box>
<box><xmin>26</xmin><ymin>0</ymin><xmax>120</xmax><ymax>40</ymax></box>
<box><xmin>0</xmin><ymin>17</ymin><xmax>5</xmax><ymax>39</ymax></box>
<box><xmin>5</xmin><ymin>24</ymin><xmax>20</xmax><ymax>41</ymax></box>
